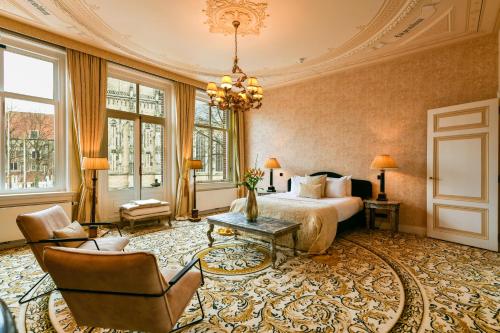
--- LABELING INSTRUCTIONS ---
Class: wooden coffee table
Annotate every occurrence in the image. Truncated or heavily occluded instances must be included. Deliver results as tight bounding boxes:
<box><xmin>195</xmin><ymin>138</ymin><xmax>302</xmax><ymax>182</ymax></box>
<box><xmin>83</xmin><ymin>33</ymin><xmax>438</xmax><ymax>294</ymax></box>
<box><xmin>206</xmin><ymin>212</ymin><xmax>301</xmax><ymax>268</ymax></box>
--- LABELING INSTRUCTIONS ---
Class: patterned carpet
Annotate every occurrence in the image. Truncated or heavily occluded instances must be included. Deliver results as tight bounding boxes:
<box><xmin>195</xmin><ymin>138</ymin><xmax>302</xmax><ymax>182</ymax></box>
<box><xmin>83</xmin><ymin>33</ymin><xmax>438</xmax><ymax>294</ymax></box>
<box><xmin>0</xmin><ymin>220</ymin><xmax>498</xmax><ymax>332</ymax></box>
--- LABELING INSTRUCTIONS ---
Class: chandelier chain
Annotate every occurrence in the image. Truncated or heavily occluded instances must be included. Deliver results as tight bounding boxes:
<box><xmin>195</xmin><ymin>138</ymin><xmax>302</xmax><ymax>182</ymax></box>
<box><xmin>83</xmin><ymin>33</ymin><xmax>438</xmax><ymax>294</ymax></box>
<box><xmin>234</xmin><ymin>21</ymin><xmax>238</xmax><ymax>63</ymax></box>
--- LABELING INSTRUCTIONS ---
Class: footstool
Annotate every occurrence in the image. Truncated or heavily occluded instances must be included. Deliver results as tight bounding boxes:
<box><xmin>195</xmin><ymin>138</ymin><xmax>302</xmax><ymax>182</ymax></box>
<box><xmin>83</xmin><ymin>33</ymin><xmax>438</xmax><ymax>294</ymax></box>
<box><xmin>120</xmin><ymin>199</ymin><xmax>172</xmax><ymax>231</ymax></box>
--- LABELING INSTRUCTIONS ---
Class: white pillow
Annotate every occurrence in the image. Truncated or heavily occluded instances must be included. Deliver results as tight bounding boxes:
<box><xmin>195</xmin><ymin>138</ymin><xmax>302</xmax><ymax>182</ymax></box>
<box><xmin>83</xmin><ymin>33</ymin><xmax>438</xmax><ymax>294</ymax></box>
<box><xmin>345</xmin><ymin>175</ymin><xmax>352</xmax><ymax>196</ymax></box>
<box><xmin>325</xmin><ymin>177</ymin><xmax>350</xmax><ymax>198</ymax></box>
<box><xmin>290</xmin><ymin>176</ymin><xmax>306</xmax><ymax>195</ymax></box>
<box><xmin>298</xmin><ymin>183</ymin><xmax>322</xmax><ymax>199</ymax></box>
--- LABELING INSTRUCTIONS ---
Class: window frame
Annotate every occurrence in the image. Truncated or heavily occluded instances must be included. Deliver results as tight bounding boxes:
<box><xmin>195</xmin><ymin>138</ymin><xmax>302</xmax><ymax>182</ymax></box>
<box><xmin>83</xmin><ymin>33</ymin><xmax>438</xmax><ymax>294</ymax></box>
<box><xmin>0</xmin><ymin>34</ymin><xmax>66</xmax><ymax>194</ymax></box>
<box><xmin>103</xmin><ymin>64</ymin><xmax>171</xmax><ymax>194</ymax></box>
<box><xmin>193</xmin><ymin>91</ymin><xmax>233</xmax><ymax>186</ymax></box>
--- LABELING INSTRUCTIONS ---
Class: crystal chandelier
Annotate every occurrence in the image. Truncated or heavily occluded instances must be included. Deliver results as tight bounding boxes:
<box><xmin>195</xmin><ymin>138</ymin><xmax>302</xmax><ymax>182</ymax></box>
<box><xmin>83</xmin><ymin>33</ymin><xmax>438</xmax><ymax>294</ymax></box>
<box><xmin>206</xmin><ymin>20</ymin><xmax>263</xmax><ymax>112</ymax></box>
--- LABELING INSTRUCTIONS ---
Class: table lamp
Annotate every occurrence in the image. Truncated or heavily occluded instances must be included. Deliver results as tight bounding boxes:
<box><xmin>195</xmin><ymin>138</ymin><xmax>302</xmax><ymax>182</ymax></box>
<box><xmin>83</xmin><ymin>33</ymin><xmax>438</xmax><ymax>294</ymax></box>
<box><xmin>82</xmin><ymin>157</ymin><xmax>109</xmax><ymax>237</ymax></box>
<box><xmin>264</xmin><ymin>157</ymin><xmax>281</xmax><ymax>192</ymax></box>
<box><xmin>370</xmin><ymin>154</ymin><xmax>398</xmax><ymax>201</ymax></box>
<box><xmin>188</xmin><ymin>159</ymin><xmax>203</xmax><ymax>222</ymax></box>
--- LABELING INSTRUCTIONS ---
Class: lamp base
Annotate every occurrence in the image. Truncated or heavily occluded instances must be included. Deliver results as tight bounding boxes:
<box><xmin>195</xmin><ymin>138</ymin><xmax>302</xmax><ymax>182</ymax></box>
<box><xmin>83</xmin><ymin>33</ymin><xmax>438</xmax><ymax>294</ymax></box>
<box><xmin>267</xmin><ymin>186</ymin><xmax>276</xmax><ymax>192</ymax></box>
<box><xmin>189</xmin><ymin>209</ymin><xmax>201</xmax><ymax>222</ymax></box>
<box><xmin>88</xmin><ymin>225</ymin><xmax>98</xmax><ymax>238</ymax></box>
<box><xmin>376</xmin><ymin>193</ymin><xmax>388</xmax><ymax>201</ymax></box>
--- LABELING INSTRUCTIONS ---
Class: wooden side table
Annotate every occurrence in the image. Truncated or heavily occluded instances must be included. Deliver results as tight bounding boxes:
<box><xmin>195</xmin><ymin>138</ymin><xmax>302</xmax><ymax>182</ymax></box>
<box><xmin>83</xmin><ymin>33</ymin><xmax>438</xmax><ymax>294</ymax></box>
<box><xmin>257</xmin><ymin>191</ymin><xmax>283</xmax><ymax>196</ymax></box>
<box><xmin>364</xmin><ymin>200</ymin><xmax>401</xmax><ymax>234</ymax></box>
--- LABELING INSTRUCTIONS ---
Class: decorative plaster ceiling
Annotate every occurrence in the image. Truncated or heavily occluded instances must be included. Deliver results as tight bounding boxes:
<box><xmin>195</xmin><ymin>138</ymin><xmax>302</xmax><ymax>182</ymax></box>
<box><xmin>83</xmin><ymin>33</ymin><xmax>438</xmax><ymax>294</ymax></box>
<box><xmin>0</xmin><ymin>0</ymin><xmax>498</xmax><ymax>88</ymax></box>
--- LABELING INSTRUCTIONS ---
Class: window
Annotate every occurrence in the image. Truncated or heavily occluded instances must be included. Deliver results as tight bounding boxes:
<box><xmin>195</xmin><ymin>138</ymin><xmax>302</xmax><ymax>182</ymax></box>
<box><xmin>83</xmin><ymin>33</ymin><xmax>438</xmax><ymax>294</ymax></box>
<box><xmin>0</xmin><ymin>35</ymin><xmax>65</xmax><ymax>193</ymax></box>
<box><xmin>193</xmin><ymin>91</ymin><xmax>231</xmax><ymax>183</ymax></box>
<box><xmin>106</xmin><ymin>72</ymin><xmax>167</xmax><ymax>191</ymax></box>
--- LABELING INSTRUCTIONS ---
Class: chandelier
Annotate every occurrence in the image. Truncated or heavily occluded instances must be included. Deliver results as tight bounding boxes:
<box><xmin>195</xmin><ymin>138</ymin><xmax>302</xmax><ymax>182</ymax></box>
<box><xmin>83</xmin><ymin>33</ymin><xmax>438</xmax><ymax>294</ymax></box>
<box><xmin>206</xmin><ymin>20</ymin><xmax>263</xmax><ymax>112</ymax></box>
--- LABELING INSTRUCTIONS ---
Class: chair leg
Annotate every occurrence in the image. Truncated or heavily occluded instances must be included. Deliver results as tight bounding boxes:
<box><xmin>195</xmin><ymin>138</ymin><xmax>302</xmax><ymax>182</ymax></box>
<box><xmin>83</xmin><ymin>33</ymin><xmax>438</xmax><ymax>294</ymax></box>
<box><xmin>19</xmin><ymin>273</ymin><xmax>55</xmax><ymax>304</ymax></box>
<box><xmin>170</xmin><ymin>290</ymin><xmax>205</xmax><ymax>332</ymax></box>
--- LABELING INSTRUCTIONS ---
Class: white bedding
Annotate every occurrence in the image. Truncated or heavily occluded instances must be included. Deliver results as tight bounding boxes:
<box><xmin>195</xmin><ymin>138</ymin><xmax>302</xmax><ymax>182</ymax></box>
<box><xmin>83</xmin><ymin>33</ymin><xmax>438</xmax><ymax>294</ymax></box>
<box><xmin>262</xmin><ymin>192</ymin><xmax>363</xmax><ymax>222</ymax></box>
<box><xmin>229</xmin><ymin>192</ymin><xmax>363</xmax><ymax>253</ymax></box>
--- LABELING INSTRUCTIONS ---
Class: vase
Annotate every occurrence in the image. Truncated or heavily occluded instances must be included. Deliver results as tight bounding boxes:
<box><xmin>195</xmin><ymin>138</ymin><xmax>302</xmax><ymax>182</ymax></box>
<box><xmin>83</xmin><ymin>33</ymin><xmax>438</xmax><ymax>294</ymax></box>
<box><xmin>245</xmin><ymin>189</ymin><xmax>258</xmax><ymax>222</ymax></box>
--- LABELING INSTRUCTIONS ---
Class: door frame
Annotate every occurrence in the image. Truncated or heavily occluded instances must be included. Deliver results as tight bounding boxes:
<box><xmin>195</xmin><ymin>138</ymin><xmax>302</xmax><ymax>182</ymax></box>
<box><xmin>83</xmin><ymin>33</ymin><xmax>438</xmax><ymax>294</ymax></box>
<box><xmin>427</xmin><ymin>98</ymin><xmax>498</xmax><ymax>251</ymax></box>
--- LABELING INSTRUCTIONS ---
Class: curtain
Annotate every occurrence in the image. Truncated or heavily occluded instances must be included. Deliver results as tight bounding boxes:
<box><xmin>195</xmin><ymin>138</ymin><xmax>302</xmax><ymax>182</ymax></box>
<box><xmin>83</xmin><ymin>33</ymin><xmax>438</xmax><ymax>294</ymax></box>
<box><xmin>233</xmin><ymin>110</ymin><xmax>246</xmax><ymax>198</ymax></box>
<box><xmin>67</xmin><ymin>49</ymin><xmax>107</xmax><ymax>222</ymax></box>
<box><xmin>174</xmin><ymin>82</ymin><xmax>196</xmax><ymax>219</ymax></box>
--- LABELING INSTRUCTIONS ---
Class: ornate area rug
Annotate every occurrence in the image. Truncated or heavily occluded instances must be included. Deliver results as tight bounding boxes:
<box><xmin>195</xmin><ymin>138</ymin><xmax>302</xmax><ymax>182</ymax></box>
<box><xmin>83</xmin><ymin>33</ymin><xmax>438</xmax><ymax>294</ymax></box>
<box><xmin>1</xmin><ymin>221</ymin><xmax>498</xmax><ymax>332</ymax></box>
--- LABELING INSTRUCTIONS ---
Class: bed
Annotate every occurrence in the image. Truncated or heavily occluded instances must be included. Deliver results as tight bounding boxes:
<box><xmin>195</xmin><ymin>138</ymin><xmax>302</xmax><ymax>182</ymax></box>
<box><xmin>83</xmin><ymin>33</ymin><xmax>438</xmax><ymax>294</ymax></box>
<box><xmin>230</xmin><ymin>171</ymin><xmax>372</xmax><ymax>254</ymax></box>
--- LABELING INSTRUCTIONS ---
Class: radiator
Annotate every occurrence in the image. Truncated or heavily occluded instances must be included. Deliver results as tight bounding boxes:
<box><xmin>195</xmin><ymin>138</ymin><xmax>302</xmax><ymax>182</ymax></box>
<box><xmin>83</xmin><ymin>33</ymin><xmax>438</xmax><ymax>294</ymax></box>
<box><xmin>0</xmin><ymin>201</ymin><xmax>72</xmax><ymax>243</ymax></box>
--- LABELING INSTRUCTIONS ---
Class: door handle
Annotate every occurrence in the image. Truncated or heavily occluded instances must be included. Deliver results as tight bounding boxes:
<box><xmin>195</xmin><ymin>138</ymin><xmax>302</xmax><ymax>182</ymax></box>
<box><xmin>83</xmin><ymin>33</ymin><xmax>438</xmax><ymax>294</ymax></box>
<box><xmin>429</xmin><ymin>177</ymin><xmax>439</xmax><ymax>180</ymax></box>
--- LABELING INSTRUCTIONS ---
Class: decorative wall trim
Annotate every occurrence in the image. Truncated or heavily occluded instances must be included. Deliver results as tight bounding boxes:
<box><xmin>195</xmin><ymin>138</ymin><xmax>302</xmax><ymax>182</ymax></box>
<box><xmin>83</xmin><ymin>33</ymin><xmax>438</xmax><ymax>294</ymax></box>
<box><xmin>432</xmin><ymin>203</ymin><xmax>488</xmax><ymax>239</ymax></box>
<box><xmin>433</xmin><ymin>106</ymin><xmax>489</xmax><ymax>132</ymax></box>
<box><xmin>433</xmin><ymin>133</ymin><xmax>488</xmax><ymax>202</ymax></box>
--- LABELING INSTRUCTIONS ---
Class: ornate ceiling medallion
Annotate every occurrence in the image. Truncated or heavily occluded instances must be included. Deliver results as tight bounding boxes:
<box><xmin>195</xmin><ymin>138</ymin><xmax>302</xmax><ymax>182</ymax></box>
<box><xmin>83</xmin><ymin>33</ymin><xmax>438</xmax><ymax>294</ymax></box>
<box><xmin>204</xmin><ymin>0</ymin><xmax>268</xmax><ymax>36</ymax></box>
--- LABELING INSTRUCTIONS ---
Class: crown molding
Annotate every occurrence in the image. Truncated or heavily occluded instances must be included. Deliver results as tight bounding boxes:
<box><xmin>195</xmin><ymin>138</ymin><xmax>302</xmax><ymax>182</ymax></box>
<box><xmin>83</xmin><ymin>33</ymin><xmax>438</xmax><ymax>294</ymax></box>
<box><xmin>0</xmin><ymin>14</ymin><xmax>206</xmax><ymax>89</ymax></box>
<box><xmin>266</xmin><ymin>32</ymin><xmax>495</xmax><ymax>90</ymax></box>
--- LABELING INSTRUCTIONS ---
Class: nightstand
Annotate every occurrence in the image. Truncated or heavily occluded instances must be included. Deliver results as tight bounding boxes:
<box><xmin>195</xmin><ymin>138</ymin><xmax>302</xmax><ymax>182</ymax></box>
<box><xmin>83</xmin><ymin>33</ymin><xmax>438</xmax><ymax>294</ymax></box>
<box><xmin>257</xmin><ymin>190</ymin><xmax>282</xmax><ymax>196</ymax></box>
<box><xmin>363</xmin><ymin>200</ymin><xmax>401</xmax><ymax>234</ymax></box>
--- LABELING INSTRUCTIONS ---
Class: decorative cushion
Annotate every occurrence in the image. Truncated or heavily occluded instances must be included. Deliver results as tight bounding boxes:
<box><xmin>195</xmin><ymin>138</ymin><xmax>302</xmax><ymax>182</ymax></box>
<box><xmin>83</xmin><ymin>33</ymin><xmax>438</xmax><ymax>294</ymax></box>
<box><xmin>306</xmin><ymin>174</ymin><xmax>327</xmax><ymax>197</ymax></box>
<box><xmin>78</xmin><ymin>237</ymin><xmax>129</xmax><ymax>251</ymax></box>
<box><xmin>290</xmin><ymin>176</ymin><xmax>307</xmax><ymax>195</ymax></box>
<box><xmin>53</xmin><ymin>221</ymin><xmax>87</xmax><ymax>247</ymax></box>
<box><xmin>298</xmin><ymin>183</ymin><xmax>322</xmax><ymax>199</ymax></box>
<box><xmin>325</xmin><ymin>176</ymin><xmax>351</xmax><ymax>198</ymax></box>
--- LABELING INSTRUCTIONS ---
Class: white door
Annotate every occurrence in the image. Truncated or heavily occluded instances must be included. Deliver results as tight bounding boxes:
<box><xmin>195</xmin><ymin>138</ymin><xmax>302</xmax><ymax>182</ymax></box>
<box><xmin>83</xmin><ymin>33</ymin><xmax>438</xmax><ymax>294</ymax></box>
<box><xmin>427</xmin><ymin>99</ymin><xmax>498</xmax><ymax>251</ymax></box>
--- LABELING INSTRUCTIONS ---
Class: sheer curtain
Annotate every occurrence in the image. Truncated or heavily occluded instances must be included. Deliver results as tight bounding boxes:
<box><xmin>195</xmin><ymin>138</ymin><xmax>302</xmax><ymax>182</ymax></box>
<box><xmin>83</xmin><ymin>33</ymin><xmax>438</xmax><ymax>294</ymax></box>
<box><xmin>174</xmin><ymin>82</ymin><xmax>196</xmax><ymax>219</ymax></box>
<box><xmin>232</xmin><ymin>110</ymin><xmax>246</xmax><ymax>198</ymax></box>
<box><xmin>67</xmin><ymin>49</ymin><xmax>107</xmax><ymax>221</ymax></box>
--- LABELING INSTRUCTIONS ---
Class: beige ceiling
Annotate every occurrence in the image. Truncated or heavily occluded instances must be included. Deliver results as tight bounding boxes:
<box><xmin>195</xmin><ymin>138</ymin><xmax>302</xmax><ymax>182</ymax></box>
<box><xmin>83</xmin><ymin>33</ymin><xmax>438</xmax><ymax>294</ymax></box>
<box><xmin>0</xmin><ymin>0</ymin><xmax>498</xmax><ymax>88</ymax></box>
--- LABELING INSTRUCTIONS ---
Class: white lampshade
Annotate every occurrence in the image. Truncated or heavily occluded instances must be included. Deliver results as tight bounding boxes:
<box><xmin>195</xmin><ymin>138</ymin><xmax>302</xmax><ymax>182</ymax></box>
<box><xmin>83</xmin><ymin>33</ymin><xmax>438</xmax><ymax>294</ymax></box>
<box><xmin>220</xmin><ymin>75</ymin><xmax>233</xmax><ymax>89</ymax></box>
<box><xmin>206</xmin><ymin>82</ymin><xmax>217</xmax><ymax>96</ymax></box>
<box><xmin>370</xmin><ymin>155</ymin><xmax>398</xmax><ymax>170</ymax></box>
<box><xmin>82</xmin><ymin>157</ymin><xmax>109</xmax><ymax>170</ymax></box>
<box><xmin>253</xmin><ymin>86</ymin><xmax>263</xmax><ymax>100</ymax></box>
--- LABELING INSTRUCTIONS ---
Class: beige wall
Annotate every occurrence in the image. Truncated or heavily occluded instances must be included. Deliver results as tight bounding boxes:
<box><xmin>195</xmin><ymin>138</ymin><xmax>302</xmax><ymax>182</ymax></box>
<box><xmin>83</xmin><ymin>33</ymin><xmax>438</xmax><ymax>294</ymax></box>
<box><xmin>244</xmin><ymin>33</ymin><xmax>498</xmax><ymax>230</ymax></box>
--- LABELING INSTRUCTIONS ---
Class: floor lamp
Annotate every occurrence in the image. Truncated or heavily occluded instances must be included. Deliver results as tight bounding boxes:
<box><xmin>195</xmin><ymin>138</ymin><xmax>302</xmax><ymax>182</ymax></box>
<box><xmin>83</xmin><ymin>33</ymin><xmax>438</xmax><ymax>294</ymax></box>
<box><xmin>188</xmin><ymin>159</ymin><xmax>203</xmax><ymax>222</ymax></box>
<box><xmin>82</xmin><ymin>157</ymin><xmax>110</xmax><ymax>237</ymax></box>
<box><xmin>370</xmin><ymin>154</ymin><xmax>398</xmax><ymax>201</ymax></box>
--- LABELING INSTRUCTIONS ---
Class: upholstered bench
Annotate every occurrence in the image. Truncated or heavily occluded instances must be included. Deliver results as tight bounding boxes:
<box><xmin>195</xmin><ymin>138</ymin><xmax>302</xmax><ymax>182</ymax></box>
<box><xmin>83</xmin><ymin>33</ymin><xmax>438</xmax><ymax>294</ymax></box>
<box><xmin>119</xmin><ymin>199</ymin><xmax>171</xmax><ymax>231</ymax></box>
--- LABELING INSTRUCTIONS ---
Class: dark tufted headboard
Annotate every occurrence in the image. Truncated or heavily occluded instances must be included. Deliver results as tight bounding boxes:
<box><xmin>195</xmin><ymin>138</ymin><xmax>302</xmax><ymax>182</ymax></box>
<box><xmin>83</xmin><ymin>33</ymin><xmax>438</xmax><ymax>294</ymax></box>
<box><xmin>287</xmin><ymin>171</ymin><xmax>372</xmax><ymax>199</ymax></box>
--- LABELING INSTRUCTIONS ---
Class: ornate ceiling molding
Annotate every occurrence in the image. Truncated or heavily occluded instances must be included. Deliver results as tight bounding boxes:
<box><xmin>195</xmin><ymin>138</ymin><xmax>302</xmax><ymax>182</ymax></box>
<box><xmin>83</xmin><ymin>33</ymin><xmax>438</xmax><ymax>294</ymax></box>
<box><xmin>0</xmin><ymin>0</ymin><xmax>496</xmax><ymax>88</ymax></box>
<box><xmin>203</xmin><ymin>0</ymin><xmax>269</xmax><ymax>36</ymax></box>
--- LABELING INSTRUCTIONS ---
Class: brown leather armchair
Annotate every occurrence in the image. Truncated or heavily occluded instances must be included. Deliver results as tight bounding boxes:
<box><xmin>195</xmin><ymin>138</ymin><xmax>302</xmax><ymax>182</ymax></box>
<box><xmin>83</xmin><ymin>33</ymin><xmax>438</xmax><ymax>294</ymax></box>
<box><xmin>16</xmin><ymin>205</ymin><xmax>129</xmax><ymax>304</ymax></box>
<box><xmin>44</xmin><ymin>247</ymin><xmax>204</xmax><ymax>333</ymax></box>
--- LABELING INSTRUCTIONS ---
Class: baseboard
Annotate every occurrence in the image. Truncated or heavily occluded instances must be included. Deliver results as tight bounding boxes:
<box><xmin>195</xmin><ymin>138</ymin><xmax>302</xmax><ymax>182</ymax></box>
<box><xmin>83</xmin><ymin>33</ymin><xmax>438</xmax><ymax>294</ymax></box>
<box><xmin>399</xmin><ymin>224</ymin><xmax>427</xmax><ymax>237</ymax></box>
<box><xmin>200</xmin><ymin>207</ymin><xmax>230</xmax><ymax>216</ymax></box>
<box><xmin>0</xmin><ymin>239</ymin><xmax>25</xmax><ymax>250</ymax></box>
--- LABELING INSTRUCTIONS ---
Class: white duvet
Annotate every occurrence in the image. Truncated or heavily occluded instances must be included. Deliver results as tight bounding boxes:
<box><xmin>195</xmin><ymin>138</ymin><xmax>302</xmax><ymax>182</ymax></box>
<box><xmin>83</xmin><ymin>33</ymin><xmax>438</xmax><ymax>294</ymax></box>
<box><xmin>229</xmin><ymin>192</ymin><xmax>363</xmax><ymax>254</ymax></box>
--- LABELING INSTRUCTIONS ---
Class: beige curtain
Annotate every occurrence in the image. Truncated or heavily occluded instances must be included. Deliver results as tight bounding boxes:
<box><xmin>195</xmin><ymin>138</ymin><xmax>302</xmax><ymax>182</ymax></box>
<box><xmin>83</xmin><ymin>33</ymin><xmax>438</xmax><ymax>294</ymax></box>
<box><xmin>233</xmin><ymin>110</ymin><xmax>246</xmax><ymax>198</ymax></box>
<box><xmin>67</xmin><ymin>49</ymin><xmax>107</xmax><ymax>222</ymax></box>
<box><xmin>174</xmin><ymin>82</ymin><xmax>196</xmax><ymax>219</ymax></box>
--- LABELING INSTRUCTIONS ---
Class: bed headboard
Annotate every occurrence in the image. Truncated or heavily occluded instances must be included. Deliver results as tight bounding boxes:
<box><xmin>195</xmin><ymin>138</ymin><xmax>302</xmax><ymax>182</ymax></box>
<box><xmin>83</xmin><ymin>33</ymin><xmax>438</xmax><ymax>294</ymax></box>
<box><xmin>287</xmin><ymin>171</ymin><xmax>372</xmax><ymax>199</ymax></box>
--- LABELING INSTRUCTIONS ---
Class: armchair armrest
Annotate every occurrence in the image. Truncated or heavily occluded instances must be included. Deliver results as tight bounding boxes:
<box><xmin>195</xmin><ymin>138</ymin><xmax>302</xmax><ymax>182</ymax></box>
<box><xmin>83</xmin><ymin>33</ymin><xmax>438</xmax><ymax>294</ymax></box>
<box><xmin>79</xmin><ymin>222</ymin><xmax>123</xmax><ymax>236</ymax></box>
<box><xmin>27</xmin><ymin>238</ymin><xmax>100</xmax><ymax>250</ymax></box>
<box><xmin>168</xmin><ymin>258</ymin><xmax>204</xmax><ymax>286</ymax></box>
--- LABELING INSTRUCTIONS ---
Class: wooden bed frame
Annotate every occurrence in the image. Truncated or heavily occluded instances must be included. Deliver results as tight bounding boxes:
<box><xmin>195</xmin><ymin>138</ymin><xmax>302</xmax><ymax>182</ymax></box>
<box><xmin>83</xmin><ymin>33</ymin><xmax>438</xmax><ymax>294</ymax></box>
<box><xmin>286</xmin><ymin>171</ymin><xmax>372</xmax><ymax>232</ymax></box>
